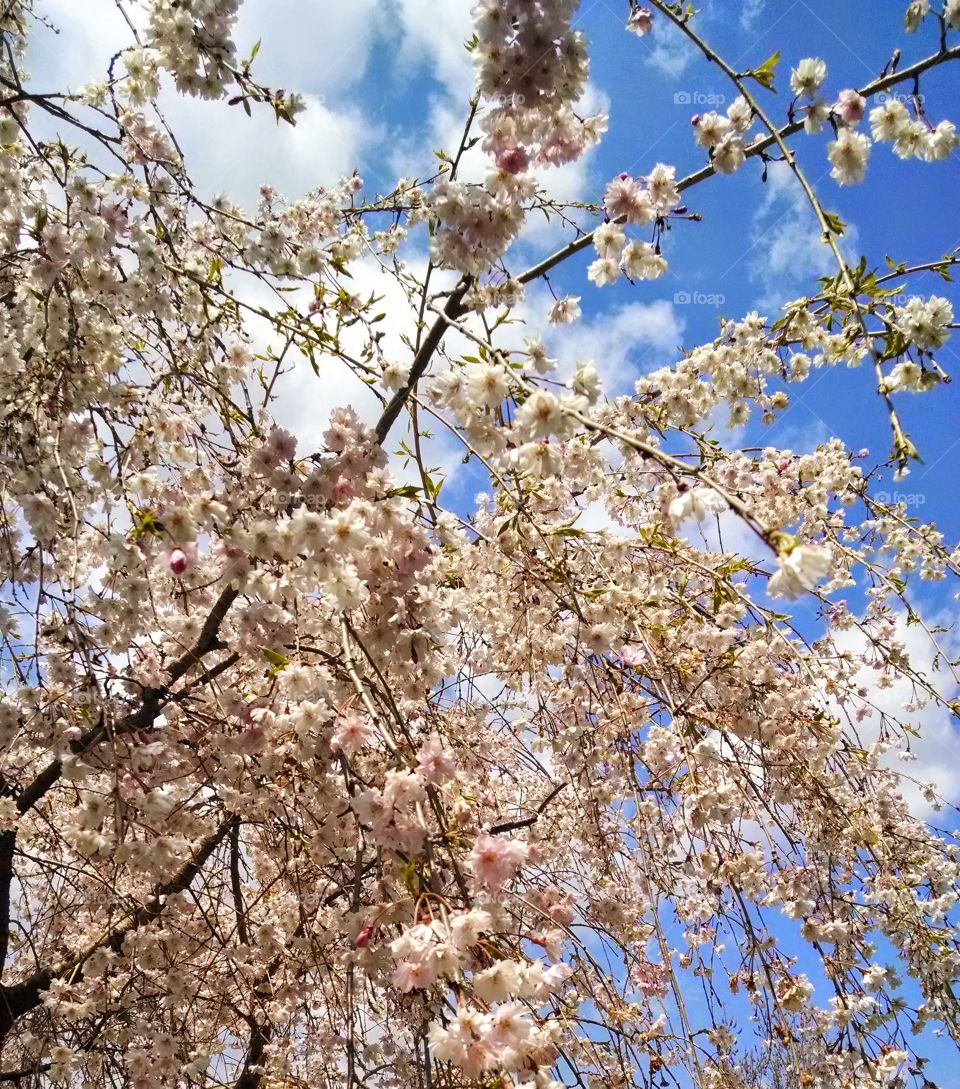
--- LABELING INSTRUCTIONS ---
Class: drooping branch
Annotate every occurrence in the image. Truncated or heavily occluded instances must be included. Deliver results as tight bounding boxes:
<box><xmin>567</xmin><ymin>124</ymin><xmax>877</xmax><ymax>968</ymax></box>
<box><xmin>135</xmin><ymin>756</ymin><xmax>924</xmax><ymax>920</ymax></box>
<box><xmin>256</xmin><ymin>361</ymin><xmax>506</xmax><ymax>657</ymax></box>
<box><xmin>0</xmin><ymin>818</ymin><xmax>235</xmax><ymax>1043</ymax></box>
<box><xmin>15</xmin><ymin>584</ymin><xmax>239</xmax><ymax>819</ymax></box>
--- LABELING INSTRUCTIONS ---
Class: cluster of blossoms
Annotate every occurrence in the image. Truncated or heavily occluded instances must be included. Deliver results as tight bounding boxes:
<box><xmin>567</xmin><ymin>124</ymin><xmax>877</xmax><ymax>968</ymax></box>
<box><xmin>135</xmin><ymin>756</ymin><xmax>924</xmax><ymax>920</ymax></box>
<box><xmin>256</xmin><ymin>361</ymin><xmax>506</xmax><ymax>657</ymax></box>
<box><xmin>587</xmin><ymin>164</ymin><xmax>680</xmax><ymax>285</ymax></box>
<box><xmin>2</xmin><ymin>2</ymin><xmax>960</xmax><ymax>1089</ymax></box>
<box><xmin>691</xmin><ymin>95</ymin><xmax>755</xmax><ymax>174</ymax></box>
<box><xmin>428</xmin><ymin>1001</ymin><xmax>566</xmax><ymax>1083</ymax></box>
<box><xmin>145</xmin><ymin>0</ymin><xmax>242</xmax><ymax>97</ymax></box>
<box><xmin>472</xmin><ymin>0</ymin><xmax>602</xmax><ymax>167</ymax></box>
<box><xmin>906</xmin><ymin>0</ymin><xmax>960</xmax><ymax>34</ymax></box>
<box><xmin>869</xmin><ymin>97</ymin><xmax>959</xmax><ymax>163</ymax></box>
<box><xmin>892</xmin><ymin>294</ymin><xmax>954</xmax><ymax>352</ymax></box>
<box><xmin>428</xmin><ymin>0</ymin><xmax>607</xmax><ymax>273</ymax></box>
<box><xmin>879</xmin><ymin>295</ymin><xmax>955</xmax><ymax>391</ymax></box>
<box><xmin>672</xmin><ymin>32</ymin><xmax>959</xmax><ymax>189</ymax></box>
<box><xmin>427</xmin><ymin>173</ymin><xmax>528</xmax><ymax>276</ymax></box>
<box><xmin>793</xmin><ymin>52</ymin><xmax>959</xmax><ymax>184</ymax></box>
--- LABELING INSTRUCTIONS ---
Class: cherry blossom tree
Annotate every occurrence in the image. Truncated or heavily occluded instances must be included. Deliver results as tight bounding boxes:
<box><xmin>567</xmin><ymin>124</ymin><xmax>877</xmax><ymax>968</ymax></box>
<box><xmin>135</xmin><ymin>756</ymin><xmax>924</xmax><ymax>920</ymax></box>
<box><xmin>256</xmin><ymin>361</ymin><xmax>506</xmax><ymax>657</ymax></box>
<box><xmin>1</xmin><ymin>1</ymin><xmax>960</xmax><ymax>1087</ymax></box>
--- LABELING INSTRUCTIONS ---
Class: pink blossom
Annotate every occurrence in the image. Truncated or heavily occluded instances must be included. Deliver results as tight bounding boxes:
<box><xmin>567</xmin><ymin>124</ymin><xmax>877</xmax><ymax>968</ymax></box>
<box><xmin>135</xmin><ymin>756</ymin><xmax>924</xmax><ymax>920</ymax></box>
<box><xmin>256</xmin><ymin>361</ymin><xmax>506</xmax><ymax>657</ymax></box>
<box><xmin>469</xmin><ymin>831</ymin><xmax>530</xmax><ymax>891</ymax></box>
<box><xmin>627</xmin><ymin>6</ymin><xmax>653</xmax><ymax>35</ymax></box>
<box><xmin>416</xmin><ymin>736</ymin><xmax>457</xmax><ymax>785</ymax></box>
<box><xmin>495</xmin><ymin>146</ymin><xmax>529</xmax><ymax>175</ymax></box>
<box><xmin>331</xmin><ymin>716</ymin><xmax>374</xmax><ymax>756</ymax></box>
<box><xmin>836</xmin><ymin>88</ymin><xmax>867</xmax><ymax>125</ymax></box>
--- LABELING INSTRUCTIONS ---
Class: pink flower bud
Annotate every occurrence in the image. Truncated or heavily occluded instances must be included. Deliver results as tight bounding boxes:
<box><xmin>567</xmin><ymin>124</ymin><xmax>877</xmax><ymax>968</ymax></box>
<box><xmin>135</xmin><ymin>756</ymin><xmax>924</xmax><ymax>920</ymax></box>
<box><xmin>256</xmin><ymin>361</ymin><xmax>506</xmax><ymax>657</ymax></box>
<box><xmin>169</xmin><ymin>548</ymin><xmax>189</xmax><ymax>576</ymax></box>
<box><xmin>836</xmin><ymin>89</ymin><xmax>866</xmax><ymax>126</ymax></box>
<box><xmin>495</xmin><ymin>146</ymin><xmax>530</xmax><ymax>175</ymax></box>
<box><xmin>354</xmin><ymin>924</ymin><xmax>374</xmax><ymax>949</ymax></box>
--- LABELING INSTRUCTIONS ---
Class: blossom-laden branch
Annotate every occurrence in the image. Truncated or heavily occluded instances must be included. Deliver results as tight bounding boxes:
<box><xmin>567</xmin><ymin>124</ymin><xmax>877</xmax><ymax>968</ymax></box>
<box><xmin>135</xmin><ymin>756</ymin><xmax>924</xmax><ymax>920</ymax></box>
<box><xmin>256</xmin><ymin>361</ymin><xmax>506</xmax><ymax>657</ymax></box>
<box><xmin>0</xmin><ymin>2</ymin><xmax>959</xmax><ymax>1089</ymax></box>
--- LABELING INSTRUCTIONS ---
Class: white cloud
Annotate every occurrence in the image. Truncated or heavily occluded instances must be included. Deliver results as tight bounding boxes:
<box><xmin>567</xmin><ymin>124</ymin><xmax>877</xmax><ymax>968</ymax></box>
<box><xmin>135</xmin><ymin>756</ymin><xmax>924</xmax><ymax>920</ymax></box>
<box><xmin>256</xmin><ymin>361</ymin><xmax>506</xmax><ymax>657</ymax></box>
<box><xmin>643</xmin><ymin>23</ymin><xmax>698</xmax><ymax>80</ymax></box>
<box><xmin>747</xmin><ymin>163</ymin><xmax>860</xmax><ymax>311</ymax></box>
<box><xmin>394</xmin><ymin>0</ymin><xmax>475</xmax><ymax>99</ymax></box>
<box><xmin>233</xmin><ymin>0</ymin><xmax>382</xmax><ymax>96</ymax></box>
<box><xmin>29</xmin><ymin>0</ymin><xmax>378</xmax><ymax>209</ymax></box>
<box><xmin>544</xmin><ymin>298</ymin><xmax>686</xmax><ymax>392</ymax></box>
<box><xmin>29</xmin><ymin>0</ymin><xmax>130</xmax><ymax>88</ymax></box>
<box><xmin>740</xmin><ymin>0</ymin><xmax>768</xmax><ymax>29</ymax></box>
<box><xmin>829</xmin><ymin>611</ymin><xmax>960</xmax><ymax>819</ymax></box>
<box><xmin>692</xmin><ymin>506</ymin><xmax>769</xmax><ymax>562</ymax></box>
<box><xmin>160</xmin><ymin>90</ymin><xmax>374</xmax><ymax>206</ymax></box>
<box><xmin>247</xmin><ymin>252</ymin><xmax>466</xmax><ymax>484</ymax></box>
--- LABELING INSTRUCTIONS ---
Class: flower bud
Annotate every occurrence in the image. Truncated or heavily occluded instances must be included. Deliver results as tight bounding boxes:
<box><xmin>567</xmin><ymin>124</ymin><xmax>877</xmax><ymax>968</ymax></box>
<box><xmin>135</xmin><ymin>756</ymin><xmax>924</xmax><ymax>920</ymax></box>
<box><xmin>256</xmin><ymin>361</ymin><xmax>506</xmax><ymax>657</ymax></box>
<box><xmin>627</xmin><ymin>7</ymin><xmax>653</xmax><ymax>35</ymax></box>
<box><xmin>169</xmin><ymin>548</ymin><xmax>189</xmax><ymax>576</ymax></box>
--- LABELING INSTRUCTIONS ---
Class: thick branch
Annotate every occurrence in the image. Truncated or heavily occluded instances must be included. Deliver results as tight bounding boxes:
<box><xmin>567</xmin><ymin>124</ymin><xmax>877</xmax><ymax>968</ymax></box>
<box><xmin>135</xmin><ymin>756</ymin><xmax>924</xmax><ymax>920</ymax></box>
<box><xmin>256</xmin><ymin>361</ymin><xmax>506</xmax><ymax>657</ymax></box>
<box><xmin>0</xmin><ymin>833</ymin><xmax>11</xmax><ymax>978</ymax></box>
<box><xmin>0</xmin><ymin>818</ymin><xmax>234</xmax><ymax>1043</ymax></box>
<box><xmin>15</xmin><ymin>585</ymin><xmax>239</xmax><ymax>818</ymax></box>
<box><xmin>374</xmin><ymin>285</ymin><xmax>469</xmax><ymax>445</ymax></box>
<box><xmin>233</xmin><ymin>1020</ymin><xmax>271</xmax><ymax>1089</ymax></box>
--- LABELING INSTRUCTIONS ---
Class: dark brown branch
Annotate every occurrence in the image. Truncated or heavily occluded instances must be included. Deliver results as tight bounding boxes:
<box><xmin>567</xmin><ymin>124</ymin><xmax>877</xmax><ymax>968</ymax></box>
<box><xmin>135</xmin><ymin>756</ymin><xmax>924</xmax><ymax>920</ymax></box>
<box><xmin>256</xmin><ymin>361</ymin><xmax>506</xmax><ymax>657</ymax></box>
<box><xmin>229</xmin><ymin>820</ymin><xmax>249</xmax><ymax>947</ymax></box>
<box><xmin>488</xmin><ymin>783</ymin><xmax>567</xmax><ymax>835</ymax></box>
<box><xmin>16</xmin><ymin>585</ymin><xmax>239</xmax><ymax>818</ymax></box>
<box><xmin>234</xmin><ymin>1019</ymin><xmax>271</xmax><ymax>1089</ymax></box>
<box><xmin>0</xmin><ymin>833</ymin><xmax>12</xmax><ymax>978</ymax></box>
<box><xmin>374</xmin><ymin>285</ymin><xmax>469</xmax><ymax>445</ymax></box>
<box><xmin>0</xmin><ymin>818</ymin><xmax>235</xmax><ymax>1043</ymax></box>
<box><xmin>0</xmin><ymin>1062</ymin><xmax>49</xmax><ymax>1082</ymax></box>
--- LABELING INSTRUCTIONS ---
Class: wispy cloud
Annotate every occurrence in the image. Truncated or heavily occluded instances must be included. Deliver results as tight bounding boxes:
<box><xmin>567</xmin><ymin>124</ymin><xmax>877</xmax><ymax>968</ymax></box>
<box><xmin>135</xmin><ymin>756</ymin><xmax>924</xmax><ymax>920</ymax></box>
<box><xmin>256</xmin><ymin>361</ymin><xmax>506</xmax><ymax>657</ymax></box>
<box><xmin>747</xmin><ymin>162</ymin><xmax>860</xmax><ymax>311</ymax></box>
<box><xmin>545</xmin><ymin>298</ymin><xmax>686</xmax><ymax>392</ymax></box>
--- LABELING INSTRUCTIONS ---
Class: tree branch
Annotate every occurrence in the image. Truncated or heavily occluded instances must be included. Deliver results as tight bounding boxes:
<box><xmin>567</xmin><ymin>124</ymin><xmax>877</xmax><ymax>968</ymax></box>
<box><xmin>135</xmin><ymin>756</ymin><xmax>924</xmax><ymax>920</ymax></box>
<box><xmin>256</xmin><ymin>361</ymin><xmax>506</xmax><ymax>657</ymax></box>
<box><xmin>374</xmin><ymin>285</ymin><xmax>470</xmax><ymax>445</ymax></box>
<box><xmin>0</xmin><ymin>818</ymin><xmax>235</xmax><ymax>1043</ymax></box>
<box><xmin>514</xmin><ymin>41</ymin><xmax>960</xmax><ymax>287</ymax></box>
<box><xmin>15</xmin><ymin>584</ymin><xmax>239</xmax><ymax>818</ymax></box>
<box><xmin>488</xmin><ymin>783</ymin><xmax>568</xmax><ymax>835</ymax></box>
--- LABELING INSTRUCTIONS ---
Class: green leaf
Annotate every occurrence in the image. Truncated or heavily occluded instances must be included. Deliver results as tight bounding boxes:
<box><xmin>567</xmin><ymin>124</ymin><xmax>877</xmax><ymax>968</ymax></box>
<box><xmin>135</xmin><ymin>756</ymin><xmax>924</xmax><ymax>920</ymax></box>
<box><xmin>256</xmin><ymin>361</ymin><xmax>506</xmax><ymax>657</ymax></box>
<box><xmin>822</xmin><ymin>210</ymin><xmax>846</xmax><ymax>237</ymax></box>
<box><xmin>261</xmin><ymin>647</ymin><xmax>289</xmax><ymax>673</ymax></box>
<box><xmin>748</xmin><ymin>50</ymin><xmax>781</xmax><ymax>91</ymax></box>
<box><xmin>398</xmin><ymin>859</ymin><xmax>419</xmax><ymax>892</ymax></box>
<box><xmin>130</xmin><ymin>509</ymin><xmax>163</xmax><ymax>540</ymax></box>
